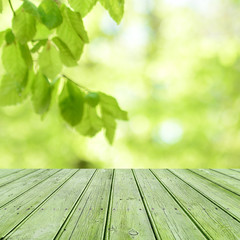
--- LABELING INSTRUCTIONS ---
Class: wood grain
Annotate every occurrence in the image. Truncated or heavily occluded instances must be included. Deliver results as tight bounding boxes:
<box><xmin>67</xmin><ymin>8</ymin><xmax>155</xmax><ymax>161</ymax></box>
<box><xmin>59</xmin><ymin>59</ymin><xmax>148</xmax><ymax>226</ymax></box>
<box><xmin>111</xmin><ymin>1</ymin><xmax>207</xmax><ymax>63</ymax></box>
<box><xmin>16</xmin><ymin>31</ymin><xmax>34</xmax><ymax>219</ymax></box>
<box><xmin>0</xmin><ymin>169</ymin><xmax>239</xmax><ymax>240</ymax></box>
<box><xmin>152</xmin><ymin>169</ymin><xmax>240</xmax><ymax>240</ymax></box>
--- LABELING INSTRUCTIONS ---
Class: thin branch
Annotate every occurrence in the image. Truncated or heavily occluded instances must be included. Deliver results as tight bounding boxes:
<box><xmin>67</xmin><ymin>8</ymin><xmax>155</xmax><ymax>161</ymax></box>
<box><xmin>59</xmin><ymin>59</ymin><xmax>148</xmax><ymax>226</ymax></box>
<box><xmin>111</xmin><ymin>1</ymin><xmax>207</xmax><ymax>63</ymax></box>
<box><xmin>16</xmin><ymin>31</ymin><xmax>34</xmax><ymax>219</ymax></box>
<box><xmin>8</xmin><ymin>0</ymin><xmax>15</xmax><ymax>16</ymax></box>
<box><xmin>62</xmin><ymin>74</ymin><xmax>91</xmax><ymax>92</ymax></box>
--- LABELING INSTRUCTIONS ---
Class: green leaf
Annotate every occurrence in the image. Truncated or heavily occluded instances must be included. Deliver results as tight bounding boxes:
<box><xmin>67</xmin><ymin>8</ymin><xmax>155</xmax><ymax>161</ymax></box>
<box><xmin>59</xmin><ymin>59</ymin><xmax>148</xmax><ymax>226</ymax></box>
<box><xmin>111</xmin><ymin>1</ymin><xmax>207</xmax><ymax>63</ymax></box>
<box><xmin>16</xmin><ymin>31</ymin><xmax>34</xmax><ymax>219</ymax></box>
<box><xmin>38</xmin><ymin>0</ymin><xmax>63</xmax><ymax>29</ymax></box>
<box><xmin>50</xmin><ymin>77</ymin><xmax>61</xmax><ymax>107</ymax></box>
<box><xmin>98</xmin><ymin>92</ymin><xmax>127</xmax><ymax>144</ymax></box>
<box><xmin>58</xmin><ymin>5</ymin><xmax>88</xmax><ymax>43</ymax></box>
<box><xmin>68</xmin><ymin>0</ymin><xmax>97</xmax><ymax>17</ymax></box>
<box><xmin>64</xmin><ymin>6</ymin><xmax>89</xmax><ymax>43</ymax></box>
<box><xmin>19</xmin><ymin>43</ymin><xmax>33</xmax><ymax>68</ymax></box>
<box><xmin>34</xmin><ymin>22</ymin><xmax>53</xmax><ymax>40</ymax></box>
<box><xmin>5</xmin><ymin>29</ymin><xmax>15</xmax><ymax>45</ymax></box>
<box><xmin>2</xmin><ymin>43</ymin><xmax>28</xmax><ymax>83</ymax></box>
<box><xmin>31</xmin><ymin>72</ymin><xmax>52</xmax><ymax>115</ymax></box>
<box><xmin>12</xmin><ymin>8</ymin><xmax>36</xmax><ymax>44</ymax></box>
<box><xmin>57</xmin><ymin>5</ymin><xmax>84</xmax><ymax>60</ymax></box>
<box><xmin>99</xmin><ymin>0</ymin><xmax>124</xmax><ymax>24</ymax></box>
<box><xmin>31</xmin><ymin>39</ymin><xmax>47</xmax><ymax>53</ymax></box>
<box><xmin>84</xmin><ymin>92</ymin><xmax>100</xmax><ymax>107</ymax></box>
<box><xmin>0</xmin><ymin>74</ymin><xmax>27</xmax><ymax>106</ymax></box>
<box><xmin>99</xmin><ymin>92</ymin><xmax>128</xmax><ymax>120</ymax></box>
<box><xmin>25</xmin><ymin>68</ymin><xmax>35</xmax><ymax>93</ymax></box>
<box><xmin>0</xmin><ymin>0</ymin><xmax>2</xmax><ymax>13</ymax></box>
<box><xmin>39</xmin><ymin>41</ymin><xmax>62</xmax><ymax>79</ymax></box>
<box><xmin>59</xmin><ymin>80</ymin><xmax>84</xmax><ymax>126</ymax></box>
<box><xmin>76</xmin><ymin>104</ymin><xmax>102</xmax><ymax>137</ymax></box>
<box><xmin>22</xmin><ymin>0</ymin><xmax>40</xmax><ymax>19</ymax></box>
<box><xmin>101</xmin><ymin>110</ymin><xmax>116</xmax><ymax>144</ymax></box>
<box><xmin>0</xmin><ymin>31</ymin><xmax>5</xmax><ymax>47</ymax></box>
<box><xmin>52</xmin><ymin>37</ymin><xmax>77</xmax><ymax>67</ymax></box>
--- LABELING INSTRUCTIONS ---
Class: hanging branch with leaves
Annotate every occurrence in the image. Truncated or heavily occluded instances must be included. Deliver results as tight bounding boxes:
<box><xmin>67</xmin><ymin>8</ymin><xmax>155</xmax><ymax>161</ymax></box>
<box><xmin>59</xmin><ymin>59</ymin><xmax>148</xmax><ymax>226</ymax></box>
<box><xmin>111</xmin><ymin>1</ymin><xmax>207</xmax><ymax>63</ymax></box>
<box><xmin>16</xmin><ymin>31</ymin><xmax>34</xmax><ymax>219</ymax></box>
<box><xmin>0</xmin><ymin>0</ymin><xmax>127</xmax><ymax>144</ymax></box>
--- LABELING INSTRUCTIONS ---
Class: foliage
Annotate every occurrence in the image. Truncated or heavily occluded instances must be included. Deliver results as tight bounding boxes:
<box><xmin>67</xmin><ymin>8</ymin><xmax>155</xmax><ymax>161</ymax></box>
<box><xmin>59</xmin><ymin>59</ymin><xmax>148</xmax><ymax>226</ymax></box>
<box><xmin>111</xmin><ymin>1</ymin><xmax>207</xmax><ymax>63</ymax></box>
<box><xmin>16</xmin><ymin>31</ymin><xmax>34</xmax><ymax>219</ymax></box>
<box><xmin>0</xmin><ymin>0</ymin><xmax>240</xmax><ymax>169</ymax></box>
<box><xmin>0</xmin><ymin>0</ymin><xmax>127</xmax><ymax>144</ymax></box>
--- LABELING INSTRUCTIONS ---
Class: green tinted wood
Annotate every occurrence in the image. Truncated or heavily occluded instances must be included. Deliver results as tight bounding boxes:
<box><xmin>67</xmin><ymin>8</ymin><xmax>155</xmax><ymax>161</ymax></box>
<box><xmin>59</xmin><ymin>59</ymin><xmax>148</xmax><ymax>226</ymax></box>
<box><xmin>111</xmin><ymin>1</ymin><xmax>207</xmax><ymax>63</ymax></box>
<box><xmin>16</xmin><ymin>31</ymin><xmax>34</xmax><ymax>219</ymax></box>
<box><xmin>133</xmin><ymin>169</ymin><xmax>206</xmax><ymax>240</ymax></box>
<box><xmin>0</xmin><ymin>169</ymin><xmax>240</xmax><ymax>239</ymax></box>
<box><xmin>106</xmin><ymin>169</ymin><xmax>156</xmax><ymax>240</ymax></box>
<box><xmin>190</xmin><ymin>169</ymin><xmax>240</xmax><ymax>196</ymax></box>
<box><xmin>0</xmin><ymin>169</ymin><xmax>22</xmax><ymax>179</ymax></box>
<box><xmin>0</xmin><ymin>169</ymin><xmax>77</xmax><ymax>238</ymax></box>
<box><xmin>152</xmin><ymin>169</ymin><xmax>240</xmax><ymax>240</ymax></box>
<box><xmin>171</xmin><ymin>169</ymin><xmax>240</xmax><ymax>221</ymax></box>
<box><xmin>57</xmin><ymin>169</ymin><xmax>113</xmax><ymax>240</ymax></box>
<box><xmin>0</xmin><ymin>169</ymin><xmax>58</xmax><ymax>208</ymax></box>
<box><xmin>8</xmin><ymin>169</ymin><xmax>95</xmax><ymax>240</ymax></box>
<box><xmin>0</xmin><ymin>169</ymin><xmax>37</xmax><ymax>187</ymax></box>
<box><xmin>213</xmin><ymin>169</ymin><xmax>240</xmax><ymax>180</ymax></box>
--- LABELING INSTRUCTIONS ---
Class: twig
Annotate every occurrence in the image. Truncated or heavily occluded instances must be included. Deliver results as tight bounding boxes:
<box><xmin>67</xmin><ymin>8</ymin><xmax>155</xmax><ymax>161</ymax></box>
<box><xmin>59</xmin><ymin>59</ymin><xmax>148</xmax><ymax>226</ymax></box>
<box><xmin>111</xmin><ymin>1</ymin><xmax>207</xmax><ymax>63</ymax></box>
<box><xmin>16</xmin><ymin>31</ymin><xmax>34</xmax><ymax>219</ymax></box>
<box><xmin>62</xmin><ymin>74</ymin><xmax>91</xmax><ymax>92</ymax></box>
<box><xmin>8</xmin><ymin>0</ymin><xmax>15</xmax><ymax>16</ymax></box>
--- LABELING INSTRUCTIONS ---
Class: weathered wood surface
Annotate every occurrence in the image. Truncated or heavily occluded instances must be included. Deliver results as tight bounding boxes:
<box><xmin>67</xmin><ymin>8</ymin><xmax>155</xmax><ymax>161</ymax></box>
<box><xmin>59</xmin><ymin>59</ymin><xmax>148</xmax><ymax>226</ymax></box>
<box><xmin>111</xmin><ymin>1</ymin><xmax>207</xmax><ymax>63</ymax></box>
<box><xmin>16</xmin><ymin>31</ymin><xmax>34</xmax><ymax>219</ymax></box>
<box><xmin>0</xmin><ymin>169</ymin><xmax>240</xmax><ymax>240</ymax></box>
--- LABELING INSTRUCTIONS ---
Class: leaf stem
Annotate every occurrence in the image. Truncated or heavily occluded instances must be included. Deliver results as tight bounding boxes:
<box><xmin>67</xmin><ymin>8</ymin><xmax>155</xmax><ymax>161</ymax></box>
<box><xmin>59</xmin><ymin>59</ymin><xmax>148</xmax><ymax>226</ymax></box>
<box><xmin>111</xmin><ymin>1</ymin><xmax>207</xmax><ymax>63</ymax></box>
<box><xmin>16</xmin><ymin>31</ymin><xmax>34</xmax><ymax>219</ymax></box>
<box><xmin>62</xmin><ymin>74</ymin><xmax>90</xmax><ymax>92</ymax></box>
<box><xmin>8</xmin><ymin>0</ymin><xmax>15</xmax><ymax>16</ymax></box>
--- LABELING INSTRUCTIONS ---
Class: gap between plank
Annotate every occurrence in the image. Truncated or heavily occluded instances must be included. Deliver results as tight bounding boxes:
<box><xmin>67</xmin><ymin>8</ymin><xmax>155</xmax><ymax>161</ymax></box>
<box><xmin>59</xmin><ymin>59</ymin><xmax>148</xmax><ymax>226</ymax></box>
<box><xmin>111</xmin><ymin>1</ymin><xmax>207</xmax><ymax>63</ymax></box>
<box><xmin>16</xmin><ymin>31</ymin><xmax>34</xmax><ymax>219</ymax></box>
<box><xmin>131</xmin><ymin>169</ymin><xmax>161</xmax><ymax>240</ymax></box>
<box><xmin>53</xmin><ymin>169</ymin><xmax>98</xmax><ymax>240</ymax></box>
<box><xmin>170</xmin><ymin>170</ymin><xmax>240</xmax><ymax>223</ymax></box>
<box><xmin>230</xmin><ymin>169</ymin><xmax>240</xmax><ymax>174</ymax></box>
<box><xmin>211</xmin><ymin>169</ymin><xmax>240</xmax><ymax>182</ymax></box>
<box><xmin>103</xmin><ymin>169</ymin><xmax>115</xmax><ymax>240</ymax></box>
<box><xmin>0</xmin><ymin>170</ymin><xmax>23</xmax><ymax>180</ymax></box>
<box><xmin>67</xmin><ymin>170</ymin><xmax>101</xmax><ymax>240</ymax></box>
<box><xmin>188</xmin><ymin>169</ymin><xmax>240</xmax><ymax>197</ymax></box>
<box><xmin>0</xmin><ymin>170</ymin><xmax>39</xmax><ymax>189</ymax></box>
<box><xmin>0</xmin><ymin>170</ymin><xmax>61</xmax><ymax>210</ymax></box>
<box><xmin>150</xmin><ymin>169</ymin><xmax>211</xmax><ymax>240</ymax></box>
<box><xmin>66</xmin><ymin>170</ymin><xmax>114</xmax><ymax>240</ymax></box>
<box><xmin>4</xmin><ymin>169</ymin><xmax>79</xmax><ymax>239</ymax></box>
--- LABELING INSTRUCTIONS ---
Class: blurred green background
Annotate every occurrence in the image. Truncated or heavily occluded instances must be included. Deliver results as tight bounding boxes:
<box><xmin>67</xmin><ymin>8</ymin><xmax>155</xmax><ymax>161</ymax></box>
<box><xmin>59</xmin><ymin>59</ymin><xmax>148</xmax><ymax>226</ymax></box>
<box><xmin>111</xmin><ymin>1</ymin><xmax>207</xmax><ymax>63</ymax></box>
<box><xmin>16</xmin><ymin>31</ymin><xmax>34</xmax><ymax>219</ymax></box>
<box><xmin>0</xmin><ymin>0</ymin><xmax>240</xmax><ymax>168</ymax></box>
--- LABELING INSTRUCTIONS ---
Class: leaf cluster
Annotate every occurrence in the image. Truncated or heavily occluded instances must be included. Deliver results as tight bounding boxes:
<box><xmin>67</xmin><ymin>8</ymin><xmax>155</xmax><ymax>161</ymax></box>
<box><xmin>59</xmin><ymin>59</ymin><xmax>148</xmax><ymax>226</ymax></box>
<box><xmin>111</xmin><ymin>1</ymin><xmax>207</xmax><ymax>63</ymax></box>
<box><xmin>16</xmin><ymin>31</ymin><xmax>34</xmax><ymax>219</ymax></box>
<box><xmin>0</xmin><ymin>0</ymin><xmax>127</xmax><ymax>144</ymax></box>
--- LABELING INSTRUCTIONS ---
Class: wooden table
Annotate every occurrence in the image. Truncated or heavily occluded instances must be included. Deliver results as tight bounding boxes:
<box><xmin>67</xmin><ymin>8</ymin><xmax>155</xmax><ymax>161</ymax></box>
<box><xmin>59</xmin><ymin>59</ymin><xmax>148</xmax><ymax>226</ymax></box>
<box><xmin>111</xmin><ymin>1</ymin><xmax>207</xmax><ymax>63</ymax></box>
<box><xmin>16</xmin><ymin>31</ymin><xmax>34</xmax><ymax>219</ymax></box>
<box><xmin>0</xmin><ymin>169</ymin><xmax>240</xmax><ymax>239</ymax></box>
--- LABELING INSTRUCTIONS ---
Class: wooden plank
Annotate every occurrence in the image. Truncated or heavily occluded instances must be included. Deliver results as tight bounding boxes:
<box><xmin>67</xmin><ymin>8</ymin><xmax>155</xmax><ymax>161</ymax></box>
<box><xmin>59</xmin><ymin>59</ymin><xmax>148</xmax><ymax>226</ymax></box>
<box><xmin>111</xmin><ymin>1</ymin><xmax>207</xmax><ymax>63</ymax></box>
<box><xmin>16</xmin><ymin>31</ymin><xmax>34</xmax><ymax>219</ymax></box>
<box><xmin>170</xmin><ymin>169</ymin><xmax>240</xmax><ymax>221</ymax></box>
<box><xmin>0</xmin><ymin>169</ymin><xmax>37</xmax><ymax>187</ymax></box>
<box><xmin>0</xmin><ymin>169</ymin><xmax>77</xmax><ymax>238</ymax></box>
<box><xmin>213</xmin><ymin>169</ymin><xmax>240</xmax><ymax>180</ymax></box>
<box><xmin>56</xmin><ymin>169</ymin><xmax>113</xmax><ymax>240</ymax></box>
<box><xmin>0</xmin><ymin>169</ymin><xmax>58</xmax><ymax>208</ymax></box>
<box><xmin>190</xmin><ymin>169</ymin><xmax>240</xmax><ymax>196</ymax></box>
<box><xmin>0</xmin><ymin>169</ymin><xmax>22</xmax><ymax>179</ymax></box>
<box><xmin>133</xmin><ymin>169</ymin><xmax>206</xmax><ymax>240</ymax></box>
<box><xmin>105</xmin><ymin>169</ymin><xmax>156</xmax><ymax>240</ymax></box>
<box><xmin>0</xmin><ymin>168</ymin><xmax>240</xmax><ymax>239</ymax></box>
<box><xmin>152</xmin><ymin>169</ymin><xmax>240</xmax><ymax>240</ymax></box>
<box><xmin>7</xmin><ymin>169</ymin><xmax>95</xmax><ymax>240</ymax></box>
